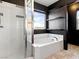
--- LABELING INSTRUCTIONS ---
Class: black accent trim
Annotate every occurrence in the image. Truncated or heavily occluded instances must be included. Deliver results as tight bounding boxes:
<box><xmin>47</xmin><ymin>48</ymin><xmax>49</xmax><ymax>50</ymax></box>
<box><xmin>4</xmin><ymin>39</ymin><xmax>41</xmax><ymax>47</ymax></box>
<box><xmin>46</xmin><ymin>10</ymin><xmax>49</xmax><ymax>30</ymax></box>
<box><xmin>34</xmin><ymin>30</ymin><xmax>46</xmax><ymax>34</ymax></box>
<box><xmin>64</xmin><ymin>31</ymin><xmax>68</xmax><ymax>50</ymax></box>
<box><xmin>48</xmin><ymin>30</ymin><xmax>66</xmax><ymax>35</ymax></box>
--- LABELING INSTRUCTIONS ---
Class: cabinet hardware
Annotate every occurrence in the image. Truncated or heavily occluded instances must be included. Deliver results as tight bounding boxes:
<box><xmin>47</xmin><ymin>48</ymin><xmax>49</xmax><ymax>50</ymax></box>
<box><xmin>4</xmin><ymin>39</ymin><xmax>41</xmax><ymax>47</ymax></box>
<box><xmin>0</xmin><ymin>13</ymin><xmax>3</xmax><ymax>16</ymax></box>
<box><xmin>16</xmin><ymin>15</ymin><xmax>24</xmax><ymax>18</ymax></box>
<box><xmin>0</xmin><ymin>26</ymin><xmax>3</xmax><ymax>28</ymax></box>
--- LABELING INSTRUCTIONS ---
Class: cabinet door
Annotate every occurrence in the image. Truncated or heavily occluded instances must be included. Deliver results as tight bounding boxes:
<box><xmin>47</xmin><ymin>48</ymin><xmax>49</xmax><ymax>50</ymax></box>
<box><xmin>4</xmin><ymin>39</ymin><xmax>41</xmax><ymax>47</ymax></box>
<box><xmin>7</xmin><ymin>5</ymin><xmax>25</xmax><ymax>59</ymax></box>
<box><xmin>0</xmin><ymin>2</ymin><xmax>10</xmax><ymax>58</ymax></box>
<box><xmin>0</xmin><ymin>2</ymin><xmax>25</xmax><ymax>59</ymax></box>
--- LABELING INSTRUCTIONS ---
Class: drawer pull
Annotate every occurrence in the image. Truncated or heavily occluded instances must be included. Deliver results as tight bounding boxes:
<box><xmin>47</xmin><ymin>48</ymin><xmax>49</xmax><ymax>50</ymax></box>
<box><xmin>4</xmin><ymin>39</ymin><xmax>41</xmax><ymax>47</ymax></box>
<box><xmin>16</xmin><ymin>15</ymin><xmax>24</xmax><ymax>18</ymax></box>
<box><xmin>0</xmin><ymin>13</ymin><xmax>3</xmax><ymax>16</ymax></box>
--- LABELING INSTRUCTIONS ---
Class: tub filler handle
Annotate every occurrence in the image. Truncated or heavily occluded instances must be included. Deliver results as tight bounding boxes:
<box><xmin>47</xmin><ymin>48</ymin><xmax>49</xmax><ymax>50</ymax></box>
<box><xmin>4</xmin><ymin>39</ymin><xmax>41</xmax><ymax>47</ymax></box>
<box><xmin>52</xmin><ymin>37</ymin><xmax>58</xmax><ymax>41</ymax></box>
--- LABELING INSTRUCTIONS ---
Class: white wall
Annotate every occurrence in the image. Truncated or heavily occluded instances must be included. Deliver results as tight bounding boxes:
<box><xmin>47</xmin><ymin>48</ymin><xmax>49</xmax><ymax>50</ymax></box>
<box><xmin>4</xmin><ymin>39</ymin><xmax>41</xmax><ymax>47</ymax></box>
<box><xmin>0</xmin><ymin>1</ymin><xmax>25</xmax><ymax>59</ymax></box>
<box><xmin>48</xmin><ymin>7</ymin><xmax>66</xmax><ymax>30</ymax></box>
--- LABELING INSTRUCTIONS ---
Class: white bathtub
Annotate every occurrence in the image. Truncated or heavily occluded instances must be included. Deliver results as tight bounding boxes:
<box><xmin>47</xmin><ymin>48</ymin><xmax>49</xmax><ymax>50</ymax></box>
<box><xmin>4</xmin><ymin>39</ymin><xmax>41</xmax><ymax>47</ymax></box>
<box><xmin>33</xmin><ymin>33</ymin><xmax>63</xmax><ymax>59</ymax></box>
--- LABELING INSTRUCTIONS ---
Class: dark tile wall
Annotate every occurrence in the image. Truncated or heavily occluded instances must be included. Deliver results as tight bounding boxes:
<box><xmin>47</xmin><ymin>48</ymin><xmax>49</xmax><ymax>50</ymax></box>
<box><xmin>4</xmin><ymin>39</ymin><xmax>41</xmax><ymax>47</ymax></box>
<box><xmin>68</xmin><ymin>2</ymin><xmax>79</xmax><ymax>45</ymax></box>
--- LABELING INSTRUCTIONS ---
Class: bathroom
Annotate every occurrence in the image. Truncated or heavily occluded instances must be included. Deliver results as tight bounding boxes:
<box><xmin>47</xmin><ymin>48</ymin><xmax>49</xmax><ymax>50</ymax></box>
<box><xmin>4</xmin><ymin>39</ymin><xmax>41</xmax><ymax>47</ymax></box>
<box><xmin>0</xmin><ymin>0</ymin><xmax>79</xmax><ymax>59</ymax></box>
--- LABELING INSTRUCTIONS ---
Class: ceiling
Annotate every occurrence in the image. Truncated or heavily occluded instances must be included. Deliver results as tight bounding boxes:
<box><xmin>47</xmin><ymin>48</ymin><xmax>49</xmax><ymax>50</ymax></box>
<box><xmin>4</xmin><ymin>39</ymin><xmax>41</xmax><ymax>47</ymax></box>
<box><xmin>35</xmin><ymin>0</ymin><xmax>59</xmax><ymax>7</ymax></box>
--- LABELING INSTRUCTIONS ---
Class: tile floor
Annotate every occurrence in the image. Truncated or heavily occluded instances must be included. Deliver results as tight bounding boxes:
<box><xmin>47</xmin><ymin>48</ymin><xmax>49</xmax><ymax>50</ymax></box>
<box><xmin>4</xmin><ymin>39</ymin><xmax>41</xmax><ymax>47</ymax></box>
<box><xmin>46</xmin><ymin>44</ymin><xmax>79</xmax><ymax>59</ymax></box>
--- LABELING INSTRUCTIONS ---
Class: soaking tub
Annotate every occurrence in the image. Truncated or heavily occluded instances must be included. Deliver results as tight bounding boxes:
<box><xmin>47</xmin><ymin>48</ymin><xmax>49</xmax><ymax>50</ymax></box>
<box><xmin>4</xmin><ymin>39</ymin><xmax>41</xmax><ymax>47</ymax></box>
<box><xmin>33</xmin><ymin>33</ymin><xmax>63</xmax><ymax>59</ymax></box>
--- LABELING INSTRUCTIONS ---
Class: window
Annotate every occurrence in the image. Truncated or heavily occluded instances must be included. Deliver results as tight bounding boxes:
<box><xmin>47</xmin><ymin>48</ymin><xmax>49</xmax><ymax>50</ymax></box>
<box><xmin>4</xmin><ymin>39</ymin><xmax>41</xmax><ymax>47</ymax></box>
<box><xmin>34</xmin><ymin>11</ymin><xmax>46</xmax><ymax>29</ymax></box>
<box><xmin>76</xmin><ymin>11</ymin><xmax>79</xmax><ymax>30</ymax></box>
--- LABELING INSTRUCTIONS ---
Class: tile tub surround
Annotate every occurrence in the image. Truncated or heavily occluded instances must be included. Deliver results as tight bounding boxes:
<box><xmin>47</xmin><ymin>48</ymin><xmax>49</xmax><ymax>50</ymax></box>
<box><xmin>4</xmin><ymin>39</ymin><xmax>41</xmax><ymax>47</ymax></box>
<box><xmin>33</xmin><ymin>34</ymin><xmax>63</xmax><ymax>59</ymax></box>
